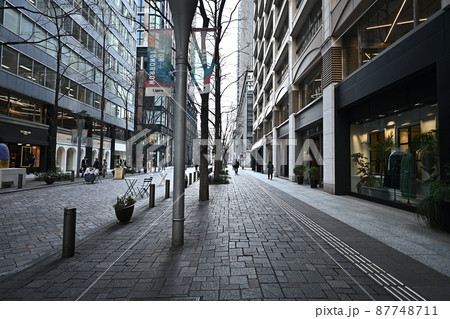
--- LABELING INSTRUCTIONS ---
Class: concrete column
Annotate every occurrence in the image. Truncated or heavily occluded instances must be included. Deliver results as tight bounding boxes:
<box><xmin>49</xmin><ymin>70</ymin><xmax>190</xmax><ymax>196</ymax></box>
<box><xmin>288</xmin><ymin>113</ymin><xmax>296</xmax><ymax>182</ymax></box>
<box><xmin>323</xmin><ymin>83</ymin><xmax>336</xmax><ymax>194</ymax></box>
<box><xmin>262</xmin><ymin>137</ymin><xmax>267</xmax><ymax>173</ymax></box>
<box><xmin>272</xmin><ymin>127</ymin><xmax>278</xmax><ymax>177</ymax></box>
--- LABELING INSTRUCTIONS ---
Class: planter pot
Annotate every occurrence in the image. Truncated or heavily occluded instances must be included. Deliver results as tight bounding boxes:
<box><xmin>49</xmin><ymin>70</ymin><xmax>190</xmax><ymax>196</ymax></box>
<box><xmin>296</xmin><ymin>176</ymin><xmax>304</xmax><ymax>184</ymax></box>
<box><xmin>114</xmin><ymin>204</ymin><xmax>135</xmax><ymax>222</ymax></box>
<box><xmin>310</xmin><ymin>179</ymin><xmax>318</xmax><ymax>188</ymax></box>
<box><xmin>45</xmin><ymin>177</ymin><xmax>56</xmax><ymax>185</ymax></box>
<box><xmin>359</xmin><ymin>185</ymin><xmax>391</xmax><ymax>201</ymax></box>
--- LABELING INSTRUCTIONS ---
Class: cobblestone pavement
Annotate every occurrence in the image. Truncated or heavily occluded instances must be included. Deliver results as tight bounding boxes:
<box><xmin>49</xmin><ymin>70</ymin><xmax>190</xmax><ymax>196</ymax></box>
<box><xmin>0</xmin><ymin>168</ymin><xmax>177</xmax><ymax>278</ymax></box>
<box><xmin>1</xmin><ymin>168</ymin><xmax>449</xmax><ymax>301</ymax></box>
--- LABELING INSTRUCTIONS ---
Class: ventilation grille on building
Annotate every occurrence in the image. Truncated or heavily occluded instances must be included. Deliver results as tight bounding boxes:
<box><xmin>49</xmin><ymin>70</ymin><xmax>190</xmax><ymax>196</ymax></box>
<box><xmin>322</xmin><ymin>47</ymin><xmax>343</xmax><ymax>87</ymax></box>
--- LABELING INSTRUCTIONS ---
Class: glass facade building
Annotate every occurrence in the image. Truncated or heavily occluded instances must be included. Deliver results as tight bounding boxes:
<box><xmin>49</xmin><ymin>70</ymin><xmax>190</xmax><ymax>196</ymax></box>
<box><xmin>0</xmin><ymin>0</ymin><xmax>136</xmax><ymax>172</ymax></box>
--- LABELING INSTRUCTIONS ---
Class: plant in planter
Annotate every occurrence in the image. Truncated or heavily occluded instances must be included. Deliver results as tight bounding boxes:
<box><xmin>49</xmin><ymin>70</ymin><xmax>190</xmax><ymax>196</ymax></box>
<box><xmin>308</xmin><ymin>166</ymin><xmax>320</xmax><ymax>188</ymax></box>
<box><xmin>416</xmin><ymin>179</ymin><xmax>450</xmax><ymax>232</ymax></box>
<box><xmin>293</xmin><ymin>164</ymin><xmax>306</xmax><ymax>184</ymax></box>
<box><xmin>351</xmin><ymin>153</ymin><xmax>375</xmax><ymax>192</ymax></box>
<box><xmin>114</xmin><ymin>194</ymin><xmax>136</xmax><ymax>222</ymax></box>
<box><xmin>416</xmin><ymin>163</ymin><xmax>450</xmax><ymax>232</ymax></box>
<box><xmin>41</xmin><ymin>171</ymin><xmax>57</xmax><ymax>184</ymax></box>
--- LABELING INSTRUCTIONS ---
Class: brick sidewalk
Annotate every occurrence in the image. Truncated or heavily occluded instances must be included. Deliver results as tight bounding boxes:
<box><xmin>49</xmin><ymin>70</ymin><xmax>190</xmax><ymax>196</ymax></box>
<box><xmin>0</xmin><ymin>171</ymin><xmax>411</xmax><ymax>300</ymax></box>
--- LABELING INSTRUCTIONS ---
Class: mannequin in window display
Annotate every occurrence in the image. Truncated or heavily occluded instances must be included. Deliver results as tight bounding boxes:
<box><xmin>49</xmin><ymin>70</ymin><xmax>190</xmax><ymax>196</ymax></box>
<box><xmin>400</xmin><ymin>150</ymin><xmax>417</xmax><ymax>202</ymax></box>
<box><xmin>384</xmin><ymin>150</ymin><xmax>405</xmax><ymax>189</ymax></box>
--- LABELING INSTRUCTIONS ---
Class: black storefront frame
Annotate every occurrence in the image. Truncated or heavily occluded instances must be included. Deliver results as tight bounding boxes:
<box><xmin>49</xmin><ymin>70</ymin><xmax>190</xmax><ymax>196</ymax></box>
<box><xmin>334</xmin><ymin>8</ymin><xmax>450</xmax><ymax>209</ymax></box>
<box><xmin>0</xmin><ymin>117</ymin><xmax>49</xmax><ymax>171</ymax></box>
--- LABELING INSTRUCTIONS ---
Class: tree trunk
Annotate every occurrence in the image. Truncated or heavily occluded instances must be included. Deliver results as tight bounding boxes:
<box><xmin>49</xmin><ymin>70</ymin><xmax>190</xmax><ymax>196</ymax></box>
<box><xmin>199</xmin><ymin>93</ymin><xmax>209</xmax><ymax>201</ymax></box>
<box><xmin>46</xmin><ymin>34</ymin><xmax>63</xmax><ymax>172</ymax></box>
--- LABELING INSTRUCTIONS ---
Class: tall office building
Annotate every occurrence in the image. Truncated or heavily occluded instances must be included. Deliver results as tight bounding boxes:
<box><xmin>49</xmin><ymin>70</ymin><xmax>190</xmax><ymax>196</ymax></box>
<box><xmin>252</xmin><ymin>0</ymin><xmax>450</xmax><ymax>210</ymax></box>
<box><xmin>234</xmin><ymin>1</ymin><xmax>254</xmax><ymax>168</ymax></box>
<box><xmin>0</xmin><ymin>0</ymin><xmax>136</xmax><ymax>172</ymax></box>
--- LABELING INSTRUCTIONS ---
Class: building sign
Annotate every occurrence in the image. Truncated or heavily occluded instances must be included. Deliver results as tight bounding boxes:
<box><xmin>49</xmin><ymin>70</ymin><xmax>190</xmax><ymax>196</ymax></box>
<box><xmin>146</xmin><ymin>30</ymin><xmax>173</xmax><ymax>97</ymax></box>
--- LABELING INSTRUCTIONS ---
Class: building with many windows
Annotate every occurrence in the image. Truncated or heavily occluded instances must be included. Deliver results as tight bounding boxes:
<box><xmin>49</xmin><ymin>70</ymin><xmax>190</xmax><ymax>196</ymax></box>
<box><xmin>0</xmin><ymin>0</ymin><xmax>136</xmax><ymax>172</ymax></box>
<box><xmin>252</xmin><ymin>0</ymin><xmax>450</xmax><ymax>210</ymax></box>
<box><xmin>234</xmin><ymin>1</ymin><xmax>254</xmax><ymax>169</ymax></box>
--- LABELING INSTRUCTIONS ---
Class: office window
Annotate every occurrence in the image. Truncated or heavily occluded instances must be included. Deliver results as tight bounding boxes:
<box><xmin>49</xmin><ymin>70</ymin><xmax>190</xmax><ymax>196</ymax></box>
<box><xmin>1</xmin><ymin>46</ymin><xmax>18</xmax><ymax>74</ymax></box>
<box><xmin>4</xmin><ymin>5</ymin><xmax>20</xmax><ymax>34</ymax></box>
<box><xmin>18</xmin><ymin>54</ymin><xmax>33</xmax><ymax>80</ymax></box>
<box><xmin>137</xmin><ymin>30</ymin><xmax>144</xmax><ymax>46</ymax></box>
<box><xmin>33</xmin><ymin>61</ymin><xmax>46</xmax><ymax>86</ymax></box>
<box><xmin>20</xmin><ymin>15</ymin><xmax>34</xmax><ymax>40</ymax></box>
<box><xmin>61</xmin><ymin>76</ymin><xmax>70</xmax><ymax>96</ymax></box>
<box><xmin>45</xmin><ymin>68</ymin><xmax>56</xmax><ymax>90</ymax></box>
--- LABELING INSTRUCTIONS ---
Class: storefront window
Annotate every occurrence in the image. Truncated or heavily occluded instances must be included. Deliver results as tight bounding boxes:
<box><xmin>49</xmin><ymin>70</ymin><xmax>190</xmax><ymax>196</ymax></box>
<box><xmin>350</xmin><ymin>103</ymin><xmax>438</xmax><ymax>205</ymax></box>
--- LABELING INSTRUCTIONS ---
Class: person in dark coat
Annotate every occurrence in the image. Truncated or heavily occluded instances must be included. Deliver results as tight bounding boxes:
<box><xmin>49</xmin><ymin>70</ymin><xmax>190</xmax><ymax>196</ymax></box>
<box><xmin>81</xmin><ymin>156</ymin><xmax>89</xmax><ymax>176</ymax></box>
<box><xmin>267</xmin><ymin>161</ymin><xmax>274</xmax><ymax>180</ymax></box>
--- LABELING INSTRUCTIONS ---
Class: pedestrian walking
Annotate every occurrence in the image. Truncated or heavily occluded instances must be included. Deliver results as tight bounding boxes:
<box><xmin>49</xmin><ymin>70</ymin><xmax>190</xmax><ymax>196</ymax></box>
<box><xmin>102</xmin><ymin>159</ymin><xmax>107</xmax><ymax>177</ymax></box>
<box><xmin>267</xmin><ymin>161</ymin><xmax>274</xmax><ymax>180</ymax></box>
<box><xmin>233</xmin><ymin>160</ymin><xmax>239</xmax><ymax>174</ymax></box>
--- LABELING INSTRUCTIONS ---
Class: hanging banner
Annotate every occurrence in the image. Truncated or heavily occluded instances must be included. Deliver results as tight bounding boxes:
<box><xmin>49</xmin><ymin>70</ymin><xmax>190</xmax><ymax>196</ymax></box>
<box><xmin>146</xmin><ymin>29</ymin><xmax>173</xmax><ymax>97</ymax></box>
<box><xmin>190</xmin><ymin>28</ymin><xmax>215</xmax><ymax>94</ymax></box>
<box><xmin>70</xmin><ymin>129</ymin><xmax>88</xmax><ymax>145</ymax></box>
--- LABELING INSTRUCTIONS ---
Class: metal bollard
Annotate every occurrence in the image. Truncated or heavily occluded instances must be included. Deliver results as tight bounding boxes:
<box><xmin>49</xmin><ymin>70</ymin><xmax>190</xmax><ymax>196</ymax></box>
<box><xmin>193</xmin><ymin>172</ymin><xmax>196</xmax><ymax>182</ymax></box>
<box><xmin>62</xmin><ymin>208</ymin><xmax>76</xmax><ymax>258</ymax></box>
<box><xmin>165</xmin><ymin>179</ymin><xmax>170</xmax><ymax>199</ymax></box>
<box><xmin>18</xmin><ymin>174</ymin><xmax>23</xmax><ymax>189</ymax></box>
<box><xmin>189</xmin><ymin>173</ymin><xmax>192</xmax><ymax>185</ymax></box>
<box><xmin>71</xmin><ymin>170</ymin><xmax>75</xmax><ymax>182</ymax></box>
<box><xmin>149</xmin><ymin>184</ymin><xmax>155</xmax><ymax>208</ymax></box>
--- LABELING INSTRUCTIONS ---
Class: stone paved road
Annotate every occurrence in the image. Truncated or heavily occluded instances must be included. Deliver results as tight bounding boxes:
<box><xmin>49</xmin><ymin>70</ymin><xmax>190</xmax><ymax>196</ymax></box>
<box><xmin>0</xmin><ymin>168</ymin><xmax>180</xmax><ymax>278</ymax></box>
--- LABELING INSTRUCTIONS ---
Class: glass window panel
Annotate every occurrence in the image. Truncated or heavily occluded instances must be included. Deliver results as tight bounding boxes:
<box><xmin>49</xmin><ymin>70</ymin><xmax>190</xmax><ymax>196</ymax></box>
<box><xmin>47</xmin><ymin>38</ymin><xmax>57</xmax><ymax>57</ymax></box>
<box><xmin>63</xmin><ymin>17</ymin><xmax>72</xmax><ymax>34</ymax></box>
<box><xmin>399</xmin><ymin>128</ymin><xmax>409</xmax><ymax>145</ymax></box>
<box><xmin>33</xmin><ymin>61</ymin><xmax>46</xmax><ymax>86</ymax></box>
<box><xmin>8</xmin><ymin>96</ymin><xmax>39</xmax><ymax>122</ymax></box>
<box><xmin>69</xmin><ymin>80</ymin><xmax>77</xmax><ymax>98</ymax></box>
<box><xmin>79</xmin><ymin>57</ymin><xmax>87</xmax><ymax>74</ymax></box>
<box><xmin>45</xmin><ymin>68</ymin><xmax>56</xmax><ymax>90</ymax></box>
<box><xmin>34</xmin><ymin>26</ymin><xmax>47</xmax><ymax>51</ymax></box>
<box><xmin>94</xmin><ymin>93</ymin><xmax>101</xmax><ymax>109</ymax></box>
<box><xmin>20</xmin><ymin>15</ymin><xmax>34</xmax><ymax>40</ymax></box>
<box><xmin>85</xmin><ymin>89</ymin><xmax>93</xmax><ymax>106</ymax></box>
<box><xmin>61</xmin><ymin>76</ymin><xmax>70</xmax><ymax>95</ymax></box>
<box><xmin>77</xmin><ymin>85</ymin><xmax>85</xmax><ymax>103</ymax></box>
<box><xmin>4</xmin><ymin>5</ymin><xmax>20</xmax><ymax>34</ymax></box>
<box><xmin>80</xmin><ymin>29</ymin><xmax>88</xmax><ymax>47</ymax></box>
<box><xmin>87</xmin><ymin>35</ymin><xmax>95</xmax><ymax>53</ymax></box>
<box><xmin>1</xmin><ymin>46</ymin><xmax>18</xmax><ymax>74</ymax></box>
<box><xmin>62</xmin><ymin>45</ymin><xmax>71</xmax><ymax>65</ymax></box>
<box><xmin>18</xmin><ymin>54</ymin><xmax>33</xmax><ymax>80</ymax></box>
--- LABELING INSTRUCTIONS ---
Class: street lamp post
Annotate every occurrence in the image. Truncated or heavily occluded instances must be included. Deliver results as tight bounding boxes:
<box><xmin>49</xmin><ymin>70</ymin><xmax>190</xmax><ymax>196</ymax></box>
<box><xmin>169</xmin><ymin>0</ymin><xmax>198</xmax><ymax>247</ymax></box>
